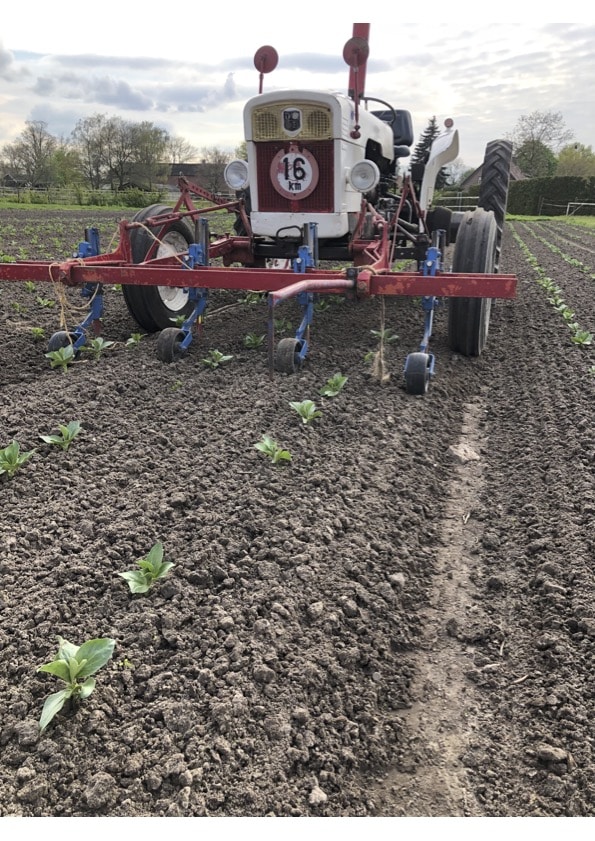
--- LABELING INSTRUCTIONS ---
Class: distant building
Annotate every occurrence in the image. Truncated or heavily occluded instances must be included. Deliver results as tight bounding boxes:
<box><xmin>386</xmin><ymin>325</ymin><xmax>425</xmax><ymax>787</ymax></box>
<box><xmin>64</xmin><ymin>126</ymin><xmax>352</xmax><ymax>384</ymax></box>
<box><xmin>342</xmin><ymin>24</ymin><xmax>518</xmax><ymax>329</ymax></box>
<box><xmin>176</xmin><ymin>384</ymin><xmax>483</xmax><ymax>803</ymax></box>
<box><xmin>459</xmin><ymin>161</ymin><xmax>526</xmax><ymax>190</ymax></box>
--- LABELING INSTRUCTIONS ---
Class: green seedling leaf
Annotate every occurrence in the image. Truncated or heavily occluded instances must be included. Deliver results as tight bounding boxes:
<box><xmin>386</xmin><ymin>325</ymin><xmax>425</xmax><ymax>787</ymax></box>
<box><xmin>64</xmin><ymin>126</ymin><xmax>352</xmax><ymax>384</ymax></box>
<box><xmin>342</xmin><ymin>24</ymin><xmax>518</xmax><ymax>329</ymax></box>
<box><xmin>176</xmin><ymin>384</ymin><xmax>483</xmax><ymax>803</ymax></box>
<box><xmin>75</xmin><ymin>638</ymin><xmax>117</xmax><ymax>678</ymax></box>
<box><xmin>38</xmin><ymin>659</ymin><xmax>71</xmax><ymax>682</ymax></box>
<box><xmin>79</xmin><ymin>677</ymin><xmax>96</xmax><ymax>700</ymax></box>
<box><xmin>289</xmin><ymin>399</ymin><xmax>322</xmax><ymax>424</ymax></box>
<box><xmin>55</xmin><ymin>636</ymin><xmax>79</xmax><ymax>660</ymax></box>
<box><xmin>39</xmin><ymin>690</ymin><xmax>71</xmax><ymax>734</ymax></box>
<box><xmin>39</xmin><ymin>420</ymin><xmax>82</xmax><ymax>452</ymax></box>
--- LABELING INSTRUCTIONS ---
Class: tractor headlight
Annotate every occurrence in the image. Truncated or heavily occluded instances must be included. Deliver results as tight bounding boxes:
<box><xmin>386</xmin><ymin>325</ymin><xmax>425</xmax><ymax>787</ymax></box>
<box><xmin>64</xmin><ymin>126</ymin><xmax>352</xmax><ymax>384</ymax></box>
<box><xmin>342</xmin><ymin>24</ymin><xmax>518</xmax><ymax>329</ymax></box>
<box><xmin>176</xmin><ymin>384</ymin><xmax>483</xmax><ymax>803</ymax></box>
<box><xmin>224</xmin><ymin>159</ymin><xmax>250</xmax><ymax>191</ymax></box>
<box><xmin>348</xmin><ymin>160</ymin><xmax>380</xmax><ymax>193</ymax></box>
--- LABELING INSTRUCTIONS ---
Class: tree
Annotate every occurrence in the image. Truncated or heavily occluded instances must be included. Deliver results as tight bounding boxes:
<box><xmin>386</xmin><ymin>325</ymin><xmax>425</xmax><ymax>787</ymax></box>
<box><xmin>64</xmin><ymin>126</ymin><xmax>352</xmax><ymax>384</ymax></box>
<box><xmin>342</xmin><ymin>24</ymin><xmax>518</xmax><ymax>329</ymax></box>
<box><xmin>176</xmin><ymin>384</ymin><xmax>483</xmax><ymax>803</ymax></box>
<box><xmin>71</xmin><ymin>113</ymin><xmax>112</xmax><ymax>190</ymax></box>
<box><xmin>411</xmin><ymin>117</ymin><xmax>448</xmax><ymax>189</ymax></box>
<box><xmin>508</xmin><ymin>110</ymin><xmax>575</xmax><ymax>177</ymax></box>
<box><xmin>234</xmin><ymin>141</ymin><xmax>247</xmax><ymax>160</ymax></box>
<box><xmin>1</xmin><ymin>120</ymin><xmax>57</xmax><ymax>185</ymax></box>
<box><xmin>198</xmin><ymin>146</ymin><xmax>233</xmax><ymax>194</ymax></box>
<box><xmin>508</xmin><ymin>110</ymin><xmax>574</xmax><ymax>155</ymax></box>
<box><xmin>167</xmin><ymin>135</ymin><xmax>199</xmax><ymax>165</ymax></box>
<box><xmin>514</xmin><ymin>138</ymin><xmax>557</xmax><ymax>179</ymax></box>
<box><xmin>556</xmin><ymin>143</ymin><xmax>595</xmax><ymax>178</ymax></box>
<box><xmin>443</xmin><ymin>157</ymin><xmax>474</xmax><ymax>188</ymax></box>
<box><xmin>49</xmin><ymin>143</ymin><xmax>83</xmax><ymax>186</ymax></box>
<box><xmin>129</xmin><ymin>122</ymin><xmax>169</xmax><ymax>189</ymax></box>
<box><xmin>73</xmin><ymin>114</ymin><xmax>172</xmax><ymax>189</ymax></box>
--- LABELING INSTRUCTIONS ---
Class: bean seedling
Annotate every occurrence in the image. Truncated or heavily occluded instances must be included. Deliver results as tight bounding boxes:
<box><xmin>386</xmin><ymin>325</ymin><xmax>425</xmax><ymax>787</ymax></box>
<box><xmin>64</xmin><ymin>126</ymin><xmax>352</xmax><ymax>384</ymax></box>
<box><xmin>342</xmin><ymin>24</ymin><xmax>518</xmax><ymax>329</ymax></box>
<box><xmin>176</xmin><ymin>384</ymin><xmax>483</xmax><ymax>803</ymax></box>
<box><xmin>31</xmin><ymin>327</ymin><xmax>45</xmax><ymax>343</ymax></box>
<box><xmin>117</xmin><ymin>542</ymin><xmax>174</xmax><ymax>594</ymax></box>
<box><xmin>273</xmin><ymin>317</ymin><xmax>292</xmax><ymax>335</ymax></box>
<box><xmin>45</xmin><ymin>344</ymin><xmax>75</xmax><ymax>373</ymax></box>
<box><xmin>370</xmin><ymin>326</ymin><xmax>399</xmax><ymax>344</ymax></box>
<box><xmin>254</xmin><ymin>435</ymin><xmax>292</xmax><ymax>464</ymax></box>
<box><xmin>85</xmin><ymin>337</ymin><xmax>115</xmax><ymax>360</ymax></box>
<box><xmin>289</xmin><ymin>399</ymin><xmax>322</xmax><ymax>424</ymax></box>
<box><xmin>202</xmin><ymin>349</ymin><xmax>233</xmax><ymax>369</ymax></box>
<box><xmin>244</xmin><ymin>332</ymin><xmax>266</xmax><ymax>349</ymax></box>
<box><xmin>0</xmin><ymin>440</ymin><xmax>36</xmax><ymax>479</ymax></box>
<box><xmin>125</xmin><ymin>332</ymin><xmax>143</xmax><ymax>348</ymax></box>
<box><xmin>39</xmin><ymin>420</ymin><xmax>82</xmax><ymax>452</ymax></box>
<box><xmin>571</xmin><ymin>330</ymin><xmax>593</xmax><ymax>346</ymax></box>
<box><xmin>320</xmin><ymin>373</ymin><xmax>347</xmax><ymax>397</ymax></box>
<box><xmin>37</xmin><ymin>636</ymin><xmax>115</xmax><ymax>733</ymax></box>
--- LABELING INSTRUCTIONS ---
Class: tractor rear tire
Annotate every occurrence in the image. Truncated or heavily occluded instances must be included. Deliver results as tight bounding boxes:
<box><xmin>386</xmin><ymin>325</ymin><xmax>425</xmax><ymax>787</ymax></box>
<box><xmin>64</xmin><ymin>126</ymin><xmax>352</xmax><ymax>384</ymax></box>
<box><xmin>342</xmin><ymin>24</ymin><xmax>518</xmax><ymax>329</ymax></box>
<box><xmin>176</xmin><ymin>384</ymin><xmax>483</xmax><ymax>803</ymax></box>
<box><xmin>448</xmin><ymin>207</ymin><xmax>497</xmax><ymax>357</ymax></box>
<box><xmin>122</xmin><ymin>204</ymin><xmax>194</xmax><ymax>332</ymax></box>
<box><xmin>477</xmin><ymin>139</ymin><xmax>512</xmax><ymax>272</ymax></box>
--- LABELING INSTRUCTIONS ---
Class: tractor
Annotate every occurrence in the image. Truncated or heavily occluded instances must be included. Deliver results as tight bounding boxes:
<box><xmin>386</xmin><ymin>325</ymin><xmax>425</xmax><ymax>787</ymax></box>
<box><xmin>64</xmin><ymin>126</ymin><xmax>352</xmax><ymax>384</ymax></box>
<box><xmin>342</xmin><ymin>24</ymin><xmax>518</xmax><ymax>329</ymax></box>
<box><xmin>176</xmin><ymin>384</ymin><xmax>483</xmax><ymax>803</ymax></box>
<box><xmin>0</xmin><ymin>23</ymin><xmax>515</xmax><ymax>394</ymax></box>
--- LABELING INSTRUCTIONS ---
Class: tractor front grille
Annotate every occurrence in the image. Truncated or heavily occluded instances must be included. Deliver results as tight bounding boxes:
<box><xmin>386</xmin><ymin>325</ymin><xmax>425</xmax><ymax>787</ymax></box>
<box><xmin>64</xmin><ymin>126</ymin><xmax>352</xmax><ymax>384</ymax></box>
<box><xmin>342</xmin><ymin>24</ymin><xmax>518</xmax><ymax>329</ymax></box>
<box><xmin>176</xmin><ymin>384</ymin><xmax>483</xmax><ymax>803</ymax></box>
<box><xmin>256</xmin><ymin>141</ymin><xmax>334</xmax><ymax>213</ymax></box>
<box><xmin>252</xmin><ymin>102</ymin><xmax>332</xmax><ymax>141</ymax></box>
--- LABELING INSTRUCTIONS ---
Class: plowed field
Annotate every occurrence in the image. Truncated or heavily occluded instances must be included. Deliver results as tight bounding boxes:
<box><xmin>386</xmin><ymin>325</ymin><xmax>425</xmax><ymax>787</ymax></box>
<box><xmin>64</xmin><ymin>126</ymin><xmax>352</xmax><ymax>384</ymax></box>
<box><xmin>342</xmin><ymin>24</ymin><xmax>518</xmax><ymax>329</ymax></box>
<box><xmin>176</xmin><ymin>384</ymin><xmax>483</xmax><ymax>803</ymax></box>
<box><xmin>0</xmin><ymin>209</ymin><xmax>594</xmax><ymax>818</ymax></box>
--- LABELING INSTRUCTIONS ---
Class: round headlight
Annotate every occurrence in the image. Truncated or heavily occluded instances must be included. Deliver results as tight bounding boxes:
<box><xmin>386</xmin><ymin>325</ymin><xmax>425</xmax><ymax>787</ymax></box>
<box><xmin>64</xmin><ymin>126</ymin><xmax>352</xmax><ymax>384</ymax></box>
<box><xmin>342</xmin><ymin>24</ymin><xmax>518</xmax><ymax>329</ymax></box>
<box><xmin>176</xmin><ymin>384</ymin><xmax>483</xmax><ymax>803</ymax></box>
<box><xmin>348</xmin><ymin>160</ymin><xmax>380</xmax><ymax>193</ymax></box>
<box><xmin>224</xmin><ymin>159</ymin><xmax>250</xmax><ymax>191</ymax></box>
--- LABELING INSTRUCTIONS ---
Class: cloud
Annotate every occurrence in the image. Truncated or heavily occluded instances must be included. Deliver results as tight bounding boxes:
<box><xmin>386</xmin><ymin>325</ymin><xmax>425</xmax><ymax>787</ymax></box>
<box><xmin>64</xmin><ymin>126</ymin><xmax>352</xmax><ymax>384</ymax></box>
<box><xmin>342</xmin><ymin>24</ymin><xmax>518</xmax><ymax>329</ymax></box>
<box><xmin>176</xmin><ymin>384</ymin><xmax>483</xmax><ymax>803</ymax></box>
<box><xmin>0</xmin><ymin>42</ymin><xmax>30</xmax><ymax>81</ymax></box>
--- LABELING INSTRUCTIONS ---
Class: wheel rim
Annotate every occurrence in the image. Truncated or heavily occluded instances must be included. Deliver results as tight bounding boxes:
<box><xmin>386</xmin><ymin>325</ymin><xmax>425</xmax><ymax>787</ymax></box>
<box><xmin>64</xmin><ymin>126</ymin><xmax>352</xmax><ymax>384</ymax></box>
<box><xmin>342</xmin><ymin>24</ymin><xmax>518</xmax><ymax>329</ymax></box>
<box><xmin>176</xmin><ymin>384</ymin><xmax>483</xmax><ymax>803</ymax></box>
<box><xmin>156</xmin><ymin>231</ymin><xmax>190</xmax><ymax>312</ymax></box>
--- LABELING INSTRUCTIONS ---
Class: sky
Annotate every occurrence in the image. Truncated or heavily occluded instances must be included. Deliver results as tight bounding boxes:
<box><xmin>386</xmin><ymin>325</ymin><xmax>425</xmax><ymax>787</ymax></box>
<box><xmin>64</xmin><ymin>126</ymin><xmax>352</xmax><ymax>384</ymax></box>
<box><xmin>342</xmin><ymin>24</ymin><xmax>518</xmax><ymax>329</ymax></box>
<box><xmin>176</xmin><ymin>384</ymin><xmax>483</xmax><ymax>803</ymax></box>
<box><xmin>0</xmin><ymin>4</ymin><xmax>593</xmax><ymax>170</ymax></box>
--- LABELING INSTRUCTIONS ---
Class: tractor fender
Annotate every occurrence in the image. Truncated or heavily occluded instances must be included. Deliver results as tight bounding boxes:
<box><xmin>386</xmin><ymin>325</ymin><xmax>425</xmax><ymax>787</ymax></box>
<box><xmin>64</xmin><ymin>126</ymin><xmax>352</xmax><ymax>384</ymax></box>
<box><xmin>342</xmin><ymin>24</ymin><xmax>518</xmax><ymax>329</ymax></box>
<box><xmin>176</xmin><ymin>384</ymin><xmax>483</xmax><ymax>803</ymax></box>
<box><xmin>419</xmin><ymin>128</ymin><xmax>460</xmax><ymax>214</ymax></box>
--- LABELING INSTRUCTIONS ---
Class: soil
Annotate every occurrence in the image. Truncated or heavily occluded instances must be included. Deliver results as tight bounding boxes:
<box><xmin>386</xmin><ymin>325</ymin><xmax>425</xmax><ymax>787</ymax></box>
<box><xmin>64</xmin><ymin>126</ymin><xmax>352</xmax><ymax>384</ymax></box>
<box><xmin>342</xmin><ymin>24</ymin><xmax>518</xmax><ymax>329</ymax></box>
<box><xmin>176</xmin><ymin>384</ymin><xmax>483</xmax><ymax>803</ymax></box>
<box><xmin>0</xmin><ymin>209</ymin><xmax>594</xmax><ymax>818</ymax></box>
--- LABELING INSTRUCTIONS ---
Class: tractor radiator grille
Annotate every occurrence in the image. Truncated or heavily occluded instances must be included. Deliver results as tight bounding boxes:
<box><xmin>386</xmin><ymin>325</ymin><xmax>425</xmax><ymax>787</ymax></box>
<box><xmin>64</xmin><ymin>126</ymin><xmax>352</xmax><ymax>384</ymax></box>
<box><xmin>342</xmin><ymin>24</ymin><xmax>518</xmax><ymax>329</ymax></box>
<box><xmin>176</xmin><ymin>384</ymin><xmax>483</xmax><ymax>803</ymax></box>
<box><xmin>256</xmin><ymin>141</ymin><xmax>334</xmax><ymax>213</ymax></box>
<box><xmin>252</xmin><ymin>102</ymin><xmax>332</xmax><ymax>141</ymax></box>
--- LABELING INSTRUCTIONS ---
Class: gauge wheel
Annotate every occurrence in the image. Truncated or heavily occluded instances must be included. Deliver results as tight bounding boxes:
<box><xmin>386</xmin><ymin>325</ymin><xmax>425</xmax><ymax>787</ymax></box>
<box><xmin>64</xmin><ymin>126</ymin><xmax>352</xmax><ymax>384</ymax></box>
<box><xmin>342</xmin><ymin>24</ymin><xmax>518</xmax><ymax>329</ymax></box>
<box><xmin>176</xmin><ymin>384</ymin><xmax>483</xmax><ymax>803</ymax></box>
<box><xmin>275</xmin><ymin>337</ymin><xmax>303</xmax><ymax>374</ymax></box>
<box><xmin>404</xmin><ymin>352</ymin><xmax>431</xmax><ymax>395</ymax></box>
<box><xmin>47</xmin><ymin>331</ymin><xmax>79</xmax><ymax>355</ymax></box>
<box><xmin>156</xmin><ymin>327</ymin><xmax>186</xmax><ymax>363</ymax></box>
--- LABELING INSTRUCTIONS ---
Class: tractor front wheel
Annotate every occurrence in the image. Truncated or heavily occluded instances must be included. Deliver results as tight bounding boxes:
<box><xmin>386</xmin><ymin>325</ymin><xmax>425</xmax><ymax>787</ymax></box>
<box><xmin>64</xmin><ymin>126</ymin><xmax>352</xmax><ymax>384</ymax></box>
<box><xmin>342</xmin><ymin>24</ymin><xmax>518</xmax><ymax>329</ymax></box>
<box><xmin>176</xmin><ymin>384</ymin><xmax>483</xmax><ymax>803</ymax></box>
<box><xmin>447</xmin><ymin>207</ymin><xmax>497</xmax><ymax>357</ymax></box>
<box><xmin>122</xmin><ymin>204</ymin><xmax>194</xmax><ymax>332</ymax></box>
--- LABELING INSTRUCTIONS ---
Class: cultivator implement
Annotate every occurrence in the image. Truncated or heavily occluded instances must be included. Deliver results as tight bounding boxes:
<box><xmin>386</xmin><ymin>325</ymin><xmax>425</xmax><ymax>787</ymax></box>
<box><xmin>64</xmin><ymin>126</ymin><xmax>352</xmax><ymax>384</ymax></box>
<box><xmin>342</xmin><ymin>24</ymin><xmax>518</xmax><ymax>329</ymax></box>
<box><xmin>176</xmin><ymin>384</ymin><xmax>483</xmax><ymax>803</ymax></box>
<box><xmin>0</xmin><ymin>23</ymin><xmax>516</xmax><ymax>394</ymax></box>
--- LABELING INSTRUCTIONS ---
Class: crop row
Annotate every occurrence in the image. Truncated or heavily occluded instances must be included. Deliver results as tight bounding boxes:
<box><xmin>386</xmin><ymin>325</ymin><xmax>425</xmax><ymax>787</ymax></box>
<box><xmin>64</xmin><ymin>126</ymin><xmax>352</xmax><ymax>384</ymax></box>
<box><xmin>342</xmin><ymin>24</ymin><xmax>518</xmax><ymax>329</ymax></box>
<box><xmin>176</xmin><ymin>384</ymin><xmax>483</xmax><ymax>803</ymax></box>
<box><xmin>509</xmin><ymin>226</ymin><xmax>594</xmax><ymax>371</ymax></box>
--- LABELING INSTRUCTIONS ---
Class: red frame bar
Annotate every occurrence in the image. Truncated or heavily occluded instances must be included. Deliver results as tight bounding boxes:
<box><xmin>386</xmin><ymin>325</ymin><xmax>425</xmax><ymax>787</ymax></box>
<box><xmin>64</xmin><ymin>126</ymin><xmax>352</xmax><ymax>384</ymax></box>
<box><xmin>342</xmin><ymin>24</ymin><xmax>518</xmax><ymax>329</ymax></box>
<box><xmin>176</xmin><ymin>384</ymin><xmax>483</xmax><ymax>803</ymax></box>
<box><xmin>0</xmin><ymin>258</ymin><xmax>516</xmax><ymax>299</ymax></box>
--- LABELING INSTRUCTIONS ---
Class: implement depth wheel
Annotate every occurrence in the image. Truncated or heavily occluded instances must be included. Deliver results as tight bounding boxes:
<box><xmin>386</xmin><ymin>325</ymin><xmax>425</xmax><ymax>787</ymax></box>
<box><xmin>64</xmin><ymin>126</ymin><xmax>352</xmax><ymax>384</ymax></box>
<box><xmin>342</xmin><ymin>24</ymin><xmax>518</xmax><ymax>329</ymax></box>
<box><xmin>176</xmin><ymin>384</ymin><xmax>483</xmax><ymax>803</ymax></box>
<box><xmin>404</xmin><ymin>352</ymin><xmax>431</xmax><ymax>395</ymax></box>
<box><xmin>47</xmin><ymin>331</ymin><xmax>75</xmax><ymax>352</ymax></box>
<box><xmin>156</xmin><ymin>327</ymin><xmax>186</xmax><ymax>363</ymax></box>
<box><xmin>122</xmin><ymin>204</ymin><xmax>194</xmax><ymax>333</ymax></box>
<box><xmin>448</xmin><ymin>207</ymin><xmax>497</xmax><ymax>357</ymax></box>
<box><xmin>275</xmin><ymin>337</ymin><xmax>303</xmax><ymax>374</ymax></box>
